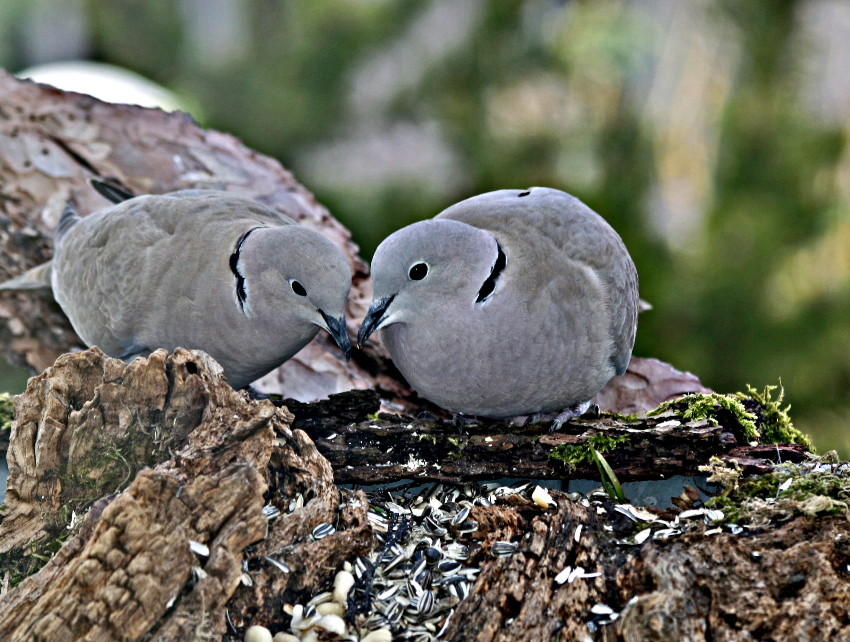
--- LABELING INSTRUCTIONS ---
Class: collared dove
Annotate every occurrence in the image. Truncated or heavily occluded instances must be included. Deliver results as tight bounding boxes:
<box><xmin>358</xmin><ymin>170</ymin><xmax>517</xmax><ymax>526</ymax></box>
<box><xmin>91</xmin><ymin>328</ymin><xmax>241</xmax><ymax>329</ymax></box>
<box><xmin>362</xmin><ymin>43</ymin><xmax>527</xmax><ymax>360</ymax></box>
<box><xmin>359</xmin><ymin>186</ymin><xmax>638</xmax><ymax>424</ymax></box>
<box><xmin>0</xmin><ymin>181</ymin><xmax>353</xmax><ymax>389</ymax></box>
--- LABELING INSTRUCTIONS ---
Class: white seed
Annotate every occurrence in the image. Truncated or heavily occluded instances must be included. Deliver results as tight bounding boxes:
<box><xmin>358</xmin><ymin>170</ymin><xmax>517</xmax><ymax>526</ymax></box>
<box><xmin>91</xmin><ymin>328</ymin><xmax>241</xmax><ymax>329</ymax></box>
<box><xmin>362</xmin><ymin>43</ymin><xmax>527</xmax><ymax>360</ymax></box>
<box><xmin>315</xmin><ymin>614</ymin><xmax>347</xmax><ymax>635</ymax></box>
<box><xmin>567</xmin><ymin>566</ymin><xmax>585</xmax><ymax>583</ymax></box>
<box><xmin>244</xmin><ymin>625</ymin><xmax>273</xmax><ymax>642</ymax></box>
<box><xmin>614</xmin><ymin>504</ymin><xmax>658</xmax><ymax>523</ymax></box>
<box><xmin>307</xmin><ymin>591</ymin><xmax>333</xmax><ymax>606</ymax></box>
<box><xmin>361</xmin><ymin>629</ymin><xmax>394</xmax><ymax>642</ymax></box>
<box><xmin>532</xmin><ymin>485</ymin><xmax>555</xmax><ymax>509</ymax></box>
<box><xmin>288</xmin><ymin>604</ymin><xmax>304</xmax><ymax>629</ymax></box>
<box><xmin>634</xmin><ymin>528</ymin><xmax>652</xmax><ymax>544</ymax></box>
<box><xmin>590</xmin><ymin>604</ymin><xmax>615</xmax><ymax>615</ymax></box>
<box><xmin>316</xmin><ymin>602</ymin><xmax>345</xmax><ymax>617</ymax></box>
<box><xmin>704</xmin><ymin>509</ymin><xmax>724</xmax><ymax>523</ymax></box>
<box><xmin>574</xmin><ymin>523</ymin><xmax>583</xmax><ymax>543</ymax></box>
<box><xmin>554</xmin><ymin>566</ymin><xmax>572</xmax><ymax>585</ymax></box>
<box><xmin>189</xmin><ymin>540</ymin><xmax>210</xmax><ymax>557</ymax></box>
<box><xmin>272</xmin><ymin>634</ymin><xmax>299</xmax><ymax>642</ymax></box>
<box><xmin>332</xmin><ymin>570</ymin><xmax>355</xmax><ymax>604</ymax></box>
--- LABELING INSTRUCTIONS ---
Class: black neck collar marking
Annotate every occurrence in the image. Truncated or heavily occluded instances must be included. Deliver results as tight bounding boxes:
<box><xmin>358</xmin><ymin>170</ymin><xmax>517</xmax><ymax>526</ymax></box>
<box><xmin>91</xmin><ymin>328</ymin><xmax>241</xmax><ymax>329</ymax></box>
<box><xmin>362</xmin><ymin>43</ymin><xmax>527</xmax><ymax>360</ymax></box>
<box><xmin>230</xmin><ymin>227</ymin><xmax>261</xmax><ymax>312</ymax></box>
<box><xmin>476</xmin><ymin>241</ymin><xmax>506</xmax><ymax>303</ymax></box>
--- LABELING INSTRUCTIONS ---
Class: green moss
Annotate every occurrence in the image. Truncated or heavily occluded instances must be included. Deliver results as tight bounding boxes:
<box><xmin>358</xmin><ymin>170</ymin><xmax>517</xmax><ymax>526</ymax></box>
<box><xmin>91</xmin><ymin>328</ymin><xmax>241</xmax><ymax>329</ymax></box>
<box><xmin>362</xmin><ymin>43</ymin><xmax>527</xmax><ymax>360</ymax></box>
<box><xmin>551</xmin><ymin>433</ymin><xmax>629</xmax><ymax>501</ymax></box>
<box><xmin>601</xmin><ymin>411</ymin><xmax>643</xmax><ymax>423</ymax></box>
<box><xmin>447</xmin><ymin>436</ymin><xmax>465</xmax><ymax>459</ymax></box>
<box><xmin>550</xmin><ymin>432</ymin><xmax>629</xmax><ymax>467</ymax></box>
<box><xmin>0</xmin><ymin>504</ymin><xmax>80</xmax><ymax>588</ymax></box>
<box><xmin>0</xmin><ymin>415</ymin><xmax>177</xmax><ymax>587</ymax></box>
<box><xmin>0</xmin><ymin>392</ymin><xmax>15</xmax><ymax>432</ymax></box>
<box><xmin>417</xmin><ymin>433</ymin><xmax>438</xmax><ymax>446</ymax></box>
<box><xmin>738</xmin><ymin>384</ymin><xmax>813</xmax><ymax>449</ymax></box>
<box><xmin>650</xmin><ymin>391</ymin><xmax>759</xmax><ymax>437</ymax></box>
<box><xmin>648</xmin><ymin>383</ymin><xmax>813</xmax><ymax>449</ymax></box>
<box><xmin>701</xmin><ymin>455</ymin><xmax>849</xmax><ymax>525</ymax></box>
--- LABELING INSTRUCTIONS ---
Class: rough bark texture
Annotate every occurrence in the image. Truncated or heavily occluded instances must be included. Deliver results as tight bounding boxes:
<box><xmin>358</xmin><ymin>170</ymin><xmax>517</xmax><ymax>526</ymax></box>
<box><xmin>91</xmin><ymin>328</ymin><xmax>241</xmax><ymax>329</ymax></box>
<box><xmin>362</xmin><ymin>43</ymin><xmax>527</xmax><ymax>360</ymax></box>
<box><xmin>0</xmin><ymin>348</ymin><xmax>376</xmax><ymax>641</ymax></box>
<box><xmin>609</xmin><ymin>517</ymin><xmax>850</xmax><ymax>641</ymax></box>
<box><xmin>289</xmin><ymin>387</ymin><xmax>807</xmax><ymax>484</ymax></box>
<box><xmin>0</xmin><ymin>347</ymin><xmax>280</xmax><ymax>641</ymax></box>
<box><xmin>2</xmin><ymin>349</ymin><xmax>844</xmax><ymax>642</ymax></box>
<box><xmin>1</xmin><ymin>73</ymin><xmax>847</xmax><ymax>642</ymax></box>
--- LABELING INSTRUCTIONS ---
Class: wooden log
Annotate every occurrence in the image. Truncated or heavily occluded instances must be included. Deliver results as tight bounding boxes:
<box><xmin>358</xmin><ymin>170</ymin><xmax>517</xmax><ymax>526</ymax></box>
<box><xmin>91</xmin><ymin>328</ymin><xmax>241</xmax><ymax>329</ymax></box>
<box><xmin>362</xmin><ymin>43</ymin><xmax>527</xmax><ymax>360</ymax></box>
<box><xmin>287</xmin><ymin>388</ymin><xmax>808</xmax><ymax>484</ymax></box>
<box><xmin>0</xmin><ymin>347</ymin><xmax>375</xmax><ymax>640</ymax></box>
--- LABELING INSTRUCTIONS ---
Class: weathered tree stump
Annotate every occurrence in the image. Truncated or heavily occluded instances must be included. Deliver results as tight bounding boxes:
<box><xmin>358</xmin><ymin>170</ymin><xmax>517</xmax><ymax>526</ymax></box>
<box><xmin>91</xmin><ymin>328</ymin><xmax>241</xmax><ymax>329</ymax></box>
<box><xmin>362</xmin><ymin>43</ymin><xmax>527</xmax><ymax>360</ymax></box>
<box><xmin>1</xmin><ymin>72</ymin><xmax>847</xmax><ymax>642</ymax></box>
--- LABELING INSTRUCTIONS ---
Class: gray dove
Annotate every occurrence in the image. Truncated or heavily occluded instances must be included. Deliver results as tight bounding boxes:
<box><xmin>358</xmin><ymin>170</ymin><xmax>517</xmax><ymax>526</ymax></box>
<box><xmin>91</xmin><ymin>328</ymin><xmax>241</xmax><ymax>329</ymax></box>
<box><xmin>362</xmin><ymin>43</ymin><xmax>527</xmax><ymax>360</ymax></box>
<box><xmin>0</xmin><ymin>181</ymin><xmax>352</xmax><ymax>389</ymax></box>
<box><xmin>358</xmin><ymin>186</ymin><xmax>638</xmax><ymax>424</ymax></box>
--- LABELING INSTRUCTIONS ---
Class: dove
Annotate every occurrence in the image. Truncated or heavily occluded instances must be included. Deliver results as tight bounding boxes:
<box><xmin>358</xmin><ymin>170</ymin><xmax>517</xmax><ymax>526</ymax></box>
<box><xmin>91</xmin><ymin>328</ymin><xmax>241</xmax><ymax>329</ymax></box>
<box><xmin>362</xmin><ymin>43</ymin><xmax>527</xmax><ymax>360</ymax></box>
<box><xmin>0</xmin><ymin>181</ymin><xmax>353</xmax><ymax>389</ymax></box>
<box><xmin>358</xmin><ymin>186</ymin><xmax>638</xmax><ymax>424</ymax></box>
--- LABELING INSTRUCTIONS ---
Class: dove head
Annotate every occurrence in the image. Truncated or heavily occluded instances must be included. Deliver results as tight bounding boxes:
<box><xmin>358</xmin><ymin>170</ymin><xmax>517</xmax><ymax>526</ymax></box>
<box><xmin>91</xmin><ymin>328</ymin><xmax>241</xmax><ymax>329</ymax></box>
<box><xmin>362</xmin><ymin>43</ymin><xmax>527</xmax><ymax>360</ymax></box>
<box><xmin>237</xmin><ymin>225</ymin><xmax>352</xmax><ymax>359</ymax></box>
<box><xmin>359</xmin><ymin>219</ymin><xmax>501</xmax><ymax>346</ymax></box>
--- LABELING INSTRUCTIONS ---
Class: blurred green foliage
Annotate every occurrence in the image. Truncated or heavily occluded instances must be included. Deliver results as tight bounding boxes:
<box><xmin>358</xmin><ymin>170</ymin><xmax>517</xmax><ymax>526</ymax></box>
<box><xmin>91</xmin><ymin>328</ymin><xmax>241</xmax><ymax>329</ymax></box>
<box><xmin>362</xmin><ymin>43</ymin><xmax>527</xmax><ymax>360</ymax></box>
<box><xmin>2</xmin><ymin>0</ymin><xmax>849</xmax><ymax>456</ymax></box>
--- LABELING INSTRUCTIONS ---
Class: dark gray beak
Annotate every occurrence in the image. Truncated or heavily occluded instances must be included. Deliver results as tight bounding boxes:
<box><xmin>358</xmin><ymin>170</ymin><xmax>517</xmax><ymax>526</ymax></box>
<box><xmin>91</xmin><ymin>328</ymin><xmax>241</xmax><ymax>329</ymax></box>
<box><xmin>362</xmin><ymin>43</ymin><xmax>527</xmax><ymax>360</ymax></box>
<box><xmin>357</xmin><ymin>295</ymin><xmax>394</xmax><ymax>347</ymax></box>
<box><xmin>320</xmin><ymin>311</ymin><xmax>352</xmax><ymax>361</ymax></box>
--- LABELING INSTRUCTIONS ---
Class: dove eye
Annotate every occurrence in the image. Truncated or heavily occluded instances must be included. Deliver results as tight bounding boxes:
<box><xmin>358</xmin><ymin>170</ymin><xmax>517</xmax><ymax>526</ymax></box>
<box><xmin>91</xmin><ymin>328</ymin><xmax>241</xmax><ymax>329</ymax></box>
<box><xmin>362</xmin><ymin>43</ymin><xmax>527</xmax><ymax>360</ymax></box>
<box><xmin>290</xmin><ymin>280</ymin><xmax>307</xmax><ymax>296</ymax></box>
<box><xmin>408</xmin><ymin>262</ymin><xmax>429</xmax><ymax>280</ymax></box>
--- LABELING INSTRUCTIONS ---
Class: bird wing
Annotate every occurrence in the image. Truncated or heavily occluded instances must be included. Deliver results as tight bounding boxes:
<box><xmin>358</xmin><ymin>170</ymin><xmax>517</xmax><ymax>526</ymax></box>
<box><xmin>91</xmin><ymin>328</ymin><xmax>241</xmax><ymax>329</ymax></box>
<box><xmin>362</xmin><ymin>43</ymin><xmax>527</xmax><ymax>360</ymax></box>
<box><xmin>439</xmin><ymin>188</ymin><xmax>638</xmax><ymax>375</ymax></box>
<box><xmin>52</xmin><ymin>191</ymin><xmax>296</xmax><ymax>357</ymax></box>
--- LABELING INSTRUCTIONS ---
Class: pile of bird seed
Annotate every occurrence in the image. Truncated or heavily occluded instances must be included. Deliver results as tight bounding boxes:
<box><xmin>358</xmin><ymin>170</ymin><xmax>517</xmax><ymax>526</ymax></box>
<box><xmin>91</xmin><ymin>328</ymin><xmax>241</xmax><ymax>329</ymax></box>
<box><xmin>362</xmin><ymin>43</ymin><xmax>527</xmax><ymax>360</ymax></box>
<box><xmin>243</xmin><ymin>480</ymin><xmax>554</xmax><ymax>642</ymax></box>
<box><xmin>244</xmin><ymin>468</ymin><xmax>793</xmax><ymax>641</ymax></box>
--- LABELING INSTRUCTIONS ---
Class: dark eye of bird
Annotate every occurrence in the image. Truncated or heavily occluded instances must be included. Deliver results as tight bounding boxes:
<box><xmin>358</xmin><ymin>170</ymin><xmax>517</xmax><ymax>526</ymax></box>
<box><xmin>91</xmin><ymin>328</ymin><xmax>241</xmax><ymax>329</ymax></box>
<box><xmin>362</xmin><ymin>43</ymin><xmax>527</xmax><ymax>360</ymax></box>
<box><xmin>409</xmin><ymin>262</ymin><xmax>428</xmax><ymax>280</ymax></box>
<box><xmin>291</xmin><ymin>280</ymin><xmax>307</xmax><ymax>296</ymax></box>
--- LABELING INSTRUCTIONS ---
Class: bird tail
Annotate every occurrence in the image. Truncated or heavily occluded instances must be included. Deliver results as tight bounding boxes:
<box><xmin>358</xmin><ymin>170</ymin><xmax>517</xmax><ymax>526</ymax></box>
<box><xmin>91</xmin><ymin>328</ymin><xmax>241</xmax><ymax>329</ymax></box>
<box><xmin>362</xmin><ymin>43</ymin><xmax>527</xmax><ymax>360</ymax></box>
<box><xmin>91</xmin><ymin>178</ymin><xmax>135</xmax><ymax>204</ymax></box>
<box><xmin>0</xmin><ymin>261</ymin><xmax>53</xmax><ymax>293</ymax></box>
<box><xmin>55</xmin><ymin>201</ymin><xmax>82</xmax><ymax>242</ymax></box>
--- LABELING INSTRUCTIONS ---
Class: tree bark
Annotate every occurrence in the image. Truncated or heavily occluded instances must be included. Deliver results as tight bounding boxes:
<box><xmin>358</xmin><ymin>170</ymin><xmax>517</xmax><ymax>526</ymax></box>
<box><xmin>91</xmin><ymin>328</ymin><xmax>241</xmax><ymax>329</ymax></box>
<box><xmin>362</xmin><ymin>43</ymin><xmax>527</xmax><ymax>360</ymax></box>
<box><xmin>288</xmin><ymin>388</ymin><xmax>808</xmax><ymax>484</ymax></box>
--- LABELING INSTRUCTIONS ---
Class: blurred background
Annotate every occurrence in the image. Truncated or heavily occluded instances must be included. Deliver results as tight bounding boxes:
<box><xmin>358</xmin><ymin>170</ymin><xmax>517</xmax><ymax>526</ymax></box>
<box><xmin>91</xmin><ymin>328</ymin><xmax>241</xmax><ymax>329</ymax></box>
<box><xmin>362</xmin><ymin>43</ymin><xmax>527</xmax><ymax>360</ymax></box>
<box><xmin>0</xmin><ymin>0</ymin><xmax>848</xmax><ymax>457</ymax></box>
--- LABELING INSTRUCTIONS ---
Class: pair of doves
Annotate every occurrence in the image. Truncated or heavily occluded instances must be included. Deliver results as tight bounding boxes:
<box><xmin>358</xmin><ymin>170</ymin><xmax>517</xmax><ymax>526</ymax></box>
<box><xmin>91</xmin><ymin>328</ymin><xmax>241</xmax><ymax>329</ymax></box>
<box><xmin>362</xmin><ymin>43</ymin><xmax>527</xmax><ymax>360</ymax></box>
<box><xmin>1</xmin><ymin>183</ymin><xmax>638</xmax><ymax>425</ymax></box>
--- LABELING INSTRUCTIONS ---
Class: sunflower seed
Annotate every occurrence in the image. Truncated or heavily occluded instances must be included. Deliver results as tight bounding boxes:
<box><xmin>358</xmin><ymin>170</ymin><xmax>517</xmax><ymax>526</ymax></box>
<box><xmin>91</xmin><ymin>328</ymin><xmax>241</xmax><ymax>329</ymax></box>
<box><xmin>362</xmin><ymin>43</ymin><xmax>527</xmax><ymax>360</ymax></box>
<box><xmin>262</xmin><ymin>504</ymin><xmax>281</xmax><ymax>520</ymax></box>
<box><xmin>414</xmin><ymin>590</ymin><xmax>434</xmax><ymax>614</ymax></box>
<box><xmin>491</xmin><ymin>541</ymin><xmax>518</xmax><ymax>556</ymax></box>
<box><xmin>451</xmin><ymin>506</ymin><xmax>472</xmax><ymax>525</ymax></box>
<box><xmin>264</xmin><ymin>557</ymin><xmax>290</xmax><ymax>573</ymax></box>
<box><xmin>311</xmin><ymin>522</ymin><xmax>336</xmax><ymax>540</ymax></box>
<box><xmin>438</xmin><ymin>560</ymin><xmax>461</xmax><ymax>574</ymax></box>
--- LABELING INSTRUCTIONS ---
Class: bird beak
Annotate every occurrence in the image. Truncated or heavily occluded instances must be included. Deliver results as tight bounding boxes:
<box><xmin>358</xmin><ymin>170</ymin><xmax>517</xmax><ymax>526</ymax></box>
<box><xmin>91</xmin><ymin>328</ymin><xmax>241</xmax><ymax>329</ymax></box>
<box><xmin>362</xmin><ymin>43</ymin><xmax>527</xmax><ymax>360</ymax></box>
<box><xmin>357</xmin><ymin>295</ymin><xmax>395</xmax><ymax>348</ymax></box>
<box><xmin>319</xmin><ymin>311</ymin><xmax>352</xmax><ymax>361</ymax></box>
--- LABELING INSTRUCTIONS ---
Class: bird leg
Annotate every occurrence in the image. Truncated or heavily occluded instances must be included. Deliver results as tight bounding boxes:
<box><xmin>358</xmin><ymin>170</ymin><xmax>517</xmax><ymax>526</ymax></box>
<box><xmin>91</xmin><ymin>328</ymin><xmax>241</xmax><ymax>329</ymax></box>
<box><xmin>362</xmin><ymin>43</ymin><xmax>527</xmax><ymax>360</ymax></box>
<box><xmin>550</xmin><ymin>400</ymin><xmax>597</xmax><ymax>432</ymax></box>
<box><xmin>453</xmin><ymin>413</ymin><xmax>478</xmax><ymax>434</ymax></box>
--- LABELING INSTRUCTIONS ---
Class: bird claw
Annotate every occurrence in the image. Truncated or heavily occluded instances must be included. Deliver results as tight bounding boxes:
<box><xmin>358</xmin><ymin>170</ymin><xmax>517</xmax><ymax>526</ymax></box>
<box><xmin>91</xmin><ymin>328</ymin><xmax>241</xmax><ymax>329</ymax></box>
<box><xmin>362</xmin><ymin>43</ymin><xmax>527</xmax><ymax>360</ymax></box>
<box><xmin>549</xmin><ymin>401</ymin><xmax>596</xmax><ymax>432</ymax></box>
<box><xmin>453</xmin><ymin>413</ymin><xmax>478</xmax><ymax>433</ymax></box>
